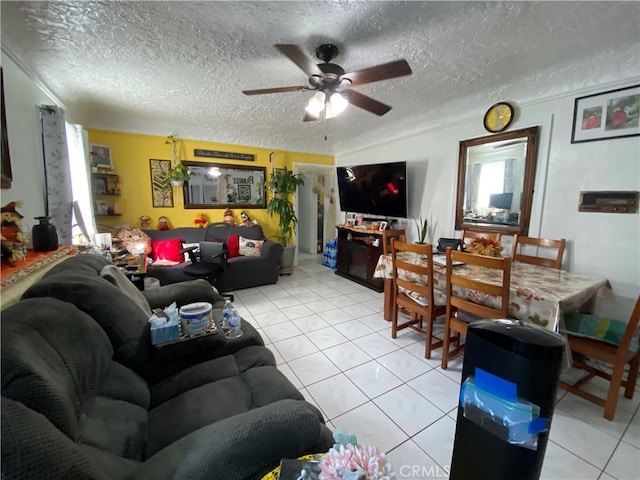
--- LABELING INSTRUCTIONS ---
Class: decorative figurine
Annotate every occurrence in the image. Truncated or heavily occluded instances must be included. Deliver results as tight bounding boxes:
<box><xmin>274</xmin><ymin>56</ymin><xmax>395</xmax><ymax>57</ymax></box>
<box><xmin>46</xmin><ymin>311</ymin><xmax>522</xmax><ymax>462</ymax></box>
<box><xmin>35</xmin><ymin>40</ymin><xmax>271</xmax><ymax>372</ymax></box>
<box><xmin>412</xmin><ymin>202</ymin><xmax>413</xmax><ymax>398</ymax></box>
<box><xmin>240</xmin><ymin>211</ymin><xmax>257</xmax><ymax>227</ymax></box>
<box><xmin>1</xmin><ymin>201</ymin><xmax>28</xmax><ymax>266</ymax></box>
<box><xmin>157</xmin><ymin>216</ymin><xmax>171</xmax><ymax>230</ymax></box>
<box><xmin>194</xmin><ymin>212</ymin><xmax>208</xmax><ymax>228</ymax></box>
<box><xmin>223</xmin><ymin>209</ymin><xmax>235</xmax><ymax>225</ymax></box>
<box><xmin>140</xmin><ymin>215</ymin><xmax>151</xmax><ymax>229</ymax></box>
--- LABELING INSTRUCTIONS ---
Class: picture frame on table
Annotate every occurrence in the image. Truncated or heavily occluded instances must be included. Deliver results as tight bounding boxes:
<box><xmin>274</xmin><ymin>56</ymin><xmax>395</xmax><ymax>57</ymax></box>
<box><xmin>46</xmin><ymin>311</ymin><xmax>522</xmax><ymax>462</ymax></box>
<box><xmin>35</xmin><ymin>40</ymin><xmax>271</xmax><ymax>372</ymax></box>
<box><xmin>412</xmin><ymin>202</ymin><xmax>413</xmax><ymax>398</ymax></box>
<box><xmin>379</xmin><ymin>221</ymin><xmax>388</xmax><ymax>231</ymax></box>
<box><xmin>89</xmin><ymin>144</ymin><xmax>114</xmax><ymax>171</ymax></box>
<box><xmin>571</xmin><ymin>84</ymin><xmax>640</xmax><ymax>143</ymax></box>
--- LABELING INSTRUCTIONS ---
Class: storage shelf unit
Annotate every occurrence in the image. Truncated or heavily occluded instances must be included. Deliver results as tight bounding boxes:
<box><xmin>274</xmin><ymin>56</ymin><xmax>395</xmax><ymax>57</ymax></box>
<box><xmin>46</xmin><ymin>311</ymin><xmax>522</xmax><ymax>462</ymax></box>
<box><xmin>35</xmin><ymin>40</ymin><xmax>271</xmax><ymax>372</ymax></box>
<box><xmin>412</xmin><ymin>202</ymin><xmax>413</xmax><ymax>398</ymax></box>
<box><xmin>335</xmin><ymin>226</ymin><xmax>404</xmax><ymax>292</ymax></box>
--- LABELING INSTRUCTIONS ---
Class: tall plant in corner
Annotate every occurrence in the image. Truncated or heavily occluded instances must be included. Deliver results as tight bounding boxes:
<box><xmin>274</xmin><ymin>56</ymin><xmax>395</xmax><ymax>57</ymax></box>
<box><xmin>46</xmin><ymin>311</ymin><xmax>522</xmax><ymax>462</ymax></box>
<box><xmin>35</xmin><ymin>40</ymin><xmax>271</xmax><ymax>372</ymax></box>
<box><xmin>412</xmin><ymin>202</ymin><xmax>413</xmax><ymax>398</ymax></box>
<box><xmin>266</xmin><ymin>167</ymin><xmax>305</xmax><ymax>247</ymax></box>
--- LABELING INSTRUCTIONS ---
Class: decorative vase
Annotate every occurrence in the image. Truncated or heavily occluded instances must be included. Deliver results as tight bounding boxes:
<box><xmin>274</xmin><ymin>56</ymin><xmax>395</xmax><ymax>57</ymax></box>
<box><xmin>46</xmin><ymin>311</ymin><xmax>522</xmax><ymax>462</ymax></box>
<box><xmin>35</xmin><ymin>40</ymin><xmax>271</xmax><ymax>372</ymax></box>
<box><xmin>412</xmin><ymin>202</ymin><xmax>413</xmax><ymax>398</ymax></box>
<box><xmin>279</xmin><ymin>245</ymin><xmax>295</xmax><ymax>271</ymax></box>
<box><xmin>32</xmin><ymin>216</ymin><xmax>58</xmax><ymax>252</ymax></box>
<box><xmin>171</xmin><ymin>179</ymin><xmax>184</xmax><ymax>187</ymax></box>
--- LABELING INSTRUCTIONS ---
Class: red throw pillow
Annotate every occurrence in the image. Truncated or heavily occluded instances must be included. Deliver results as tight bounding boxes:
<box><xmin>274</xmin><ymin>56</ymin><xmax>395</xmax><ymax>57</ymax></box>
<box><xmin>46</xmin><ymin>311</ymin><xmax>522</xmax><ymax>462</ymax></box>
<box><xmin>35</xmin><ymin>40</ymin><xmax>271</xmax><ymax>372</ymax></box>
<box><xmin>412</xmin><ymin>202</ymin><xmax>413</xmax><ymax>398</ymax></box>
<box><xmin>152</xmin><ymin>238</ymin><xmax>184</xmax><ymax>262</ymax></box>
<box><xmin>227</xmin><ymin>234</ymin><xmax>240</xmax><ymax>258</ymax></box>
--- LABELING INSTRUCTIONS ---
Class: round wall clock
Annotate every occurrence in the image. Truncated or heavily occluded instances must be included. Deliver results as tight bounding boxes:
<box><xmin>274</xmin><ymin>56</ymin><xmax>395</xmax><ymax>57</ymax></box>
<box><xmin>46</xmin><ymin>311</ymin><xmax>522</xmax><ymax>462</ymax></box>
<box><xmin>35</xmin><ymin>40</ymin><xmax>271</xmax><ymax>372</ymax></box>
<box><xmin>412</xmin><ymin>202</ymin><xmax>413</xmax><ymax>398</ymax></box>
<box><xmin>483</xmin><ymin>102</ymin><xmax>515</xmax><ymax>133</ymax></box>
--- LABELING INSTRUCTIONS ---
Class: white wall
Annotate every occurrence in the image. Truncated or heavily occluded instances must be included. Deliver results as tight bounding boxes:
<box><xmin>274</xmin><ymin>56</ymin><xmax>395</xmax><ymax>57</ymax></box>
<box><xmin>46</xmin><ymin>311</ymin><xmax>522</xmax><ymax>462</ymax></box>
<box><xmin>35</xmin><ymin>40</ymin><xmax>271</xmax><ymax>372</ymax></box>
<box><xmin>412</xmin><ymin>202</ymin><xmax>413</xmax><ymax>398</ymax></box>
<box><xmin>1</xmin><ymin>55</ymin><xmax>59</xmax><ymax>240</ymax></box>
<box><xmin>335</xmin><ymin>81</ymin><xmax>640</xmax><ymax>319</ymax></box>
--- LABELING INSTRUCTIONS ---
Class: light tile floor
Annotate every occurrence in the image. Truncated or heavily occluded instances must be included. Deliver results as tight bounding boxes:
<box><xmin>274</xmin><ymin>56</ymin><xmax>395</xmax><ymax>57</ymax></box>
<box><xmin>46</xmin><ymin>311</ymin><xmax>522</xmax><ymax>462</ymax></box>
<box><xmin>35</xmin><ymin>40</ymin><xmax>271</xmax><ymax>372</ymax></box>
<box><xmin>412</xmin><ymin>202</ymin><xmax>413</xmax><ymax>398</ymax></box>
<box><xmin>229</xmin><ymin>253</ymin><xmax>639</xmax><ymax>480</ymax></box>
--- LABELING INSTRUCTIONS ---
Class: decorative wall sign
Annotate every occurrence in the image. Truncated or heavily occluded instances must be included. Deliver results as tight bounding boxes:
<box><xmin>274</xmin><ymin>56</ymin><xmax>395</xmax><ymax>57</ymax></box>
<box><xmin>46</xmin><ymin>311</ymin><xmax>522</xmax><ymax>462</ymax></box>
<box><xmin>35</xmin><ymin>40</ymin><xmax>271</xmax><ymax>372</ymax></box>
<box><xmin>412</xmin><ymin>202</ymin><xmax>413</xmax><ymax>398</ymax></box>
<box><xmin>149</xmin><ymin>159</ymin><xmax>174</xmax><ymax>208</ymax></box>
<box><xmin>571</xmin><ymin>84</ymin><xmax>640</xmax><ymax>143</ymax></box>
<box><xmin>182</xmin><ymin>160</ymin><xmax>266</xmax><ymax>209</ymax></box>
<box><xmin>194</xmin><ymin>149</ymin><xmax>255</xmax><ymax>162</ymax></box>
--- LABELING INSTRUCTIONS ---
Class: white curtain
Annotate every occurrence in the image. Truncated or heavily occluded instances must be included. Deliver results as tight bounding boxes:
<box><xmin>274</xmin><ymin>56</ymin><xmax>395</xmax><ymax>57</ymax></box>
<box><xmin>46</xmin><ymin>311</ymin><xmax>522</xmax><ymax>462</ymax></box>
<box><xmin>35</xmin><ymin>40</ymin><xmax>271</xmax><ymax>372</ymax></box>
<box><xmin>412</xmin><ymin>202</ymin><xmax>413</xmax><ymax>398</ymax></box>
<box><xmin>38</xmin><ymin>105</ymin><xmax>73</xmax><ymax>244</ymax></box>
<box><xmin>66</xmin><ymin>123</ymin><xmax>96</xmax><ymax>243</ymax></box>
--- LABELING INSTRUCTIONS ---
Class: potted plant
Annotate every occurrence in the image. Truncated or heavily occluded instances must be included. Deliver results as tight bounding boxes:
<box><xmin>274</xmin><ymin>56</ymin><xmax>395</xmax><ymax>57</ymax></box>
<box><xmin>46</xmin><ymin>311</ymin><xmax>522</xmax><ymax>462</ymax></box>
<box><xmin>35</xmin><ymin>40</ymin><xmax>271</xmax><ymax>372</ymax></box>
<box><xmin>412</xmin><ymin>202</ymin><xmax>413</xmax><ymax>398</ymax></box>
<box><xmin>414</xmin><ymin>216</ymin><xmax>428</xmax><ymax>244</ymax></box>
<box><xmin>165</xmin><ymin>135</ymin><xmax>189</xmax><ymax>186</ymax></box>
<box><xmin>167</xmin><ymin>163</ymin><xmax>190</xmax><ymax>186</ymax></box>
<box><xmin>265</xmin><ymin>167</ymin><xmax>304</xmax><ymax>270</ymax></box>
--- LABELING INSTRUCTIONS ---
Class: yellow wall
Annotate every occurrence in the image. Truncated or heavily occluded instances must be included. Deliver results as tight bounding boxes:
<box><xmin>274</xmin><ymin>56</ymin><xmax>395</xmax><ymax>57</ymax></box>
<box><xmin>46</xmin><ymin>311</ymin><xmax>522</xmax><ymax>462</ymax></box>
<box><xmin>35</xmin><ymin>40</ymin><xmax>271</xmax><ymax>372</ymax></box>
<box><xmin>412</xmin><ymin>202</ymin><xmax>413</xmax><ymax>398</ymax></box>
<box><xmin>88</xmin><ymin>130</ymin><xmax>334</xmax><ymax>242</ymax></box>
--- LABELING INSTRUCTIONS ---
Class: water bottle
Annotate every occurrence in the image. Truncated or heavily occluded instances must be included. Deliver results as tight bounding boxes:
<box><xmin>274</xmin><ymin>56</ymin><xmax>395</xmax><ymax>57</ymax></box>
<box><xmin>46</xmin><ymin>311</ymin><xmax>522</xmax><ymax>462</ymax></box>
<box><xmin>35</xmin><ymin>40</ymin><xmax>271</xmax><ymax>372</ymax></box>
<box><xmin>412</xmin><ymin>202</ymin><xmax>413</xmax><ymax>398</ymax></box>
<box><xmin>221</xmin><ymin>299</ymin><xmax>233</xmax><ymax>331</ymax></box>
<box><xmin>221</xmin><ymin>299</ymin><xmax>242</xmax><ymax>338</ymax></box>
<box><xmin>227</xmin><ymin>309</ymin><xmax>242</xmax><ymax>339</ymax></box>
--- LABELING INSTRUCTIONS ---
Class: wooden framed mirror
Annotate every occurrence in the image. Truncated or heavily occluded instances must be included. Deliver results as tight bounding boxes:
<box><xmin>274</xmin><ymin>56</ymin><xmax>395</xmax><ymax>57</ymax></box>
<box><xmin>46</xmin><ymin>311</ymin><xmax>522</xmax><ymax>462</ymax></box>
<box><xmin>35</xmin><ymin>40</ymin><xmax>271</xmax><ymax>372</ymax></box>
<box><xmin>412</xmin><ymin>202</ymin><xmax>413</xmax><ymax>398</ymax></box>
<box><xmin>182</xmin><ymin>160</ymin><xmax>266</xmax><ymax>209</ymax></box>
<box><xmin>455</xmin><ymin>126</ymin><xmax>540</xmax><ymax>236</ymax></box>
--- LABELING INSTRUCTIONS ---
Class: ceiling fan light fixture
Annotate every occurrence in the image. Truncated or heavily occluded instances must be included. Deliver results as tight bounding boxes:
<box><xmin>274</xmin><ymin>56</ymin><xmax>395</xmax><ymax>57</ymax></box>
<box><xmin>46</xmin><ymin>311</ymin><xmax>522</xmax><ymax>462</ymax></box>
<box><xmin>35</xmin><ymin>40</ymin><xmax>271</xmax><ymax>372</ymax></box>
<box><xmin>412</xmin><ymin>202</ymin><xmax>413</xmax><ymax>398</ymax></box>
<box><xmin>305</xmin><ymin>91</ymin><xmax>326</xmax><ymax>117</ymax></box>
<box><xmin>325</xmin><ymin>92</ymin><xmax>348</xmax><ymax>118</ymax></box>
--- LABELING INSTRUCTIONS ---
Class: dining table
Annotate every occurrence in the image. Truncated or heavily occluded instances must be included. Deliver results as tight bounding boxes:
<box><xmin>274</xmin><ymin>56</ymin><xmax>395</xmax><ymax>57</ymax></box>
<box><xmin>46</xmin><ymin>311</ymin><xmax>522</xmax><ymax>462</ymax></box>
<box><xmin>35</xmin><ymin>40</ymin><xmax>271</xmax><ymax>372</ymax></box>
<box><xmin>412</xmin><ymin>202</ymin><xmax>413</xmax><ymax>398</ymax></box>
<box><xmin>374</xmin><ymin>252</ymin><xmax>612</xmax><ymax>333</ymax></box>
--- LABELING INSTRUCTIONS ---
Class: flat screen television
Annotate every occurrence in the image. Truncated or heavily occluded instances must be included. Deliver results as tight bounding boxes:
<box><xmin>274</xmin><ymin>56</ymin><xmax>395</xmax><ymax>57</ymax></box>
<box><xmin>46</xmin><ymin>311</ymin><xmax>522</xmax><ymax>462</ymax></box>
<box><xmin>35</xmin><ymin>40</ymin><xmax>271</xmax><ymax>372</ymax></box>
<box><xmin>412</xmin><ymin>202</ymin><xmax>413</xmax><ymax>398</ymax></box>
<box><xmin>336</xmin><ymin>161</ymin><xmax>408</xmax><ymax>218</ymax></box>
<box><xmin>489</xmin><ymin>192</ymin><xmax>514</xmax><ymax>210</ymax></box>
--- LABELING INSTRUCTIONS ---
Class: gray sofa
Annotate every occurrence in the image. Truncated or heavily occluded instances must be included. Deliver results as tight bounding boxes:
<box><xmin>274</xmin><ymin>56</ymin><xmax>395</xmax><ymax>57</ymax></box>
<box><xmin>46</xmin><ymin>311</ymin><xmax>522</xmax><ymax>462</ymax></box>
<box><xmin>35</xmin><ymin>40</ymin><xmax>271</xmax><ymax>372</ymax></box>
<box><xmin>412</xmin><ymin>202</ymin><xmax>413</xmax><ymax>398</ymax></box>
<box><xmin>144</xmin><ymin>223</ymin><xmax>283</xmax><ymax>292</ymax></box>
<box><xmin>1</xmin><ymin>254</ymin><xmax>333</xmax><ymax>480</ymax></box>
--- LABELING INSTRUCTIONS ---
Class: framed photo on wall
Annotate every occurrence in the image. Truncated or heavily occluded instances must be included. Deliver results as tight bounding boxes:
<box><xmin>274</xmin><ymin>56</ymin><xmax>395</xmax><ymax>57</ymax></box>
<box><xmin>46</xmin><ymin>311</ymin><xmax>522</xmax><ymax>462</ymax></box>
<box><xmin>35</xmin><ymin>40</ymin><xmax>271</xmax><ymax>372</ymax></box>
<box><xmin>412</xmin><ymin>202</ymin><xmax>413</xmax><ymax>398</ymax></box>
<box><xmin>571</xmin><ymin>84</ymin><xmax>640</xmax><ymax>143</ymax></box>
<box><xmin>89</xmin><ymin>144</ymin><xmax>114</xmax><ymax>170</ymax></box>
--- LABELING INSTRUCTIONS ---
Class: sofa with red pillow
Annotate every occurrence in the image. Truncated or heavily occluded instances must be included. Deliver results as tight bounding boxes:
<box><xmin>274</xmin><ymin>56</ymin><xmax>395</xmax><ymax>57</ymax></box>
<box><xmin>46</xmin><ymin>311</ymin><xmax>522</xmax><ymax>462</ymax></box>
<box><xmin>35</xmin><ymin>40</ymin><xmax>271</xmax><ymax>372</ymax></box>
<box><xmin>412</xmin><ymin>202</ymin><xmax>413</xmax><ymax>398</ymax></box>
<box><xmin>144</xmin><ymin>223</ymin><xmax>283</xmax><ymax>292</ymax></box>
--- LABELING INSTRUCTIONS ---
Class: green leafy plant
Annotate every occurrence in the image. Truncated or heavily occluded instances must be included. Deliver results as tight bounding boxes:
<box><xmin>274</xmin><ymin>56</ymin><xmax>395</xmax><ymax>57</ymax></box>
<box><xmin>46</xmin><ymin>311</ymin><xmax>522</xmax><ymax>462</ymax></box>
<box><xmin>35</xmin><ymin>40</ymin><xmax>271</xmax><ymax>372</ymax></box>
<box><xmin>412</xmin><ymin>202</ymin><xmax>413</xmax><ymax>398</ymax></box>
<box><xmin>414</xmin><ymin>216</ymin><xmax>428</xmax><ymax>244</ymax></box>
<box><xmin>265</xmin><ymin>167</ymin><xmax>304</xmax><ymax>246</ymax></box>
<box><xmin>164</xmin><ymin>135</ymin><xmax>189</xmax><ymax>183</ymax></box>
<box><xmin>167</xmin><ymin>163</ymin><xmax>190</xmax><ymax>181</ymax></box>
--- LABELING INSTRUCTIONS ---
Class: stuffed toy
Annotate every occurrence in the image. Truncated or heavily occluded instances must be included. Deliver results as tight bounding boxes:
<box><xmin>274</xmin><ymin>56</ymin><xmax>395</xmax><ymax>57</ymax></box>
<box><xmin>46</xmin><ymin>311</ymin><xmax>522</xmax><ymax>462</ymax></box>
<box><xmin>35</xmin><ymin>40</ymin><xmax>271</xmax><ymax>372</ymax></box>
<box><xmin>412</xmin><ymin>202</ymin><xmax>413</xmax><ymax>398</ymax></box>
<box><xmin>240</xmin><ymin>211</ymin><xmax>258</xmax><ymax>227</ymax></box>
<box><xmin>223</xmin><ymin>209</ymin><xmax>235</xmax><ymax>225</ymax></box>
<box><xmin>195</xmin><ymin>212</ymin><xmax>208</xmax><ymax>228</ymax></box>
<box><xmin>140</xmin><ymin>215</ymin><xmax>151</xmax><ymax>229</ymax></box>
<box><xmin>1</xmin><ymin>201</ymin><xmax>28</xmax><ymax>266</ymax></box>
<box><xmin>157</xmin><ymin>216</ymin><xmax>171</xmax><ymax>231</ymax></box>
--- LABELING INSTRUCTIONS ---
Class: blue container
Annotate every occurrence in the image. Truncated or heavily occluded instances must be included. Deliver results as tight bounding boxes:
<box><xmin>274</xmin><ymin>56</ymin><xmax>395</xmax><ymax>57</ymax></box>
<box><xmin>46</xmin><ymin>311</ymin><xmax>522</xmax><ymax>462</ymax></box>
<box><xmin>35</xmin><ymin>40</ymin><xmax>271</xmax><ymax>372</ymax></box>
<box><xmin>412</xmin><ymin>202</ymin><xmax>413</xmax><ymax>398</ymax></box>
<box><xmin>150</xmin><ymin>319</ymin><xmax>180</xmax><ymax>345</ymax></box>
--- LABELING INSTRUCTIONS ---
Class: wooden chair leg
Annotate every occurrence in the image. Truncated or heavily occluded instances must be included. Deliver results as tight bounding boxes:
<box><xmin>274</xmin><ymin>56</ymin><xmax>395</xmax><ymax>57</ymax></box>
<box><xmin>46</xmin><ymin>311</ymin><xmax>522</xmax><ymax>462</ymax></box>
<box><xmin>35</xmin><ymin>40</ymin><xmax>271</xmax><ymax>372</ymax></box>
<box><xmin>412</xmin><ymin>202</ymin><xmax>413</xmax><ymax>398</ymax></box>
<box><xmin>425</xmin><ymin>316</ymin><xmax>434</xmax><ymax>360</ymax></box>
<box><xmin>625</xmin><ymin>357</ymin><xmax>639</xmax><ymax>399</ymax></box>
<box><xmin>441</xmin><ymin>320</ymin><xmax>451</xmax><ymax>370</ymax></box>
<box><xmin>604</xmin><ymin>363</ymin><xmax>626</xmax><ymax>421</ymax></box>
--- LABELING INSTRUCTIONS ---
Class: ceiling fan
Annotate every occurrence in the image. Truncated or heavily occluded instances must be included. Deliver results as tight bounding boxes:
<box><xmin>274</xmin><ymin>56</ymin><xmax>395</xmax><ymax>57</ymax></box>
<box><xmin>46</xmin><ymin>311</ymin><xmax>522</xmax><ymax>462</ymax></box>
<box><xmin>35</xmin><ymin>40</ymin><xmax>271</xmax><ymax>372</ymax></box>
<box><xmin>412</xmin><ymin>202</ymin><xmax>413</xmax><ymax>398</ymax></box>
<box><xmin>242</xmin><ymin>44</ymin><xmax>412</xmax><ymax>121</ymax></box>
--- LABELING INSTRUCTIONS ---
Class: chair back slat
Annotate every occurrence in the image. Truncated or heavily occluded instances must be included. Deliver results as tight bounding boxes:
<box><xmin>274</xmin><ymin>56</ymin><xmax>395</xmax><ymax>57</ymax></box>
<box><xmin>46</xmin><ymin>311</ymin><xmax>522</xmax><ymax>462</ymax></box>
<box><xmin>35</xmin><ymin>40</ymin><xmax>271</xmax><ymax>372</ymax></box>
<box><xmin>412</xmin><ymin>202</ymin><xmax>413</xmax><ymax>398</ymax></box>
<box><xmin>447</xmin><ymin>249</ymin><xmax>511</xmax><ymax>319</ymax></box>
<box><xmin>512</xmin><ymin>235</ymin><xmax>566</xmax><ymax>270</ymax></box>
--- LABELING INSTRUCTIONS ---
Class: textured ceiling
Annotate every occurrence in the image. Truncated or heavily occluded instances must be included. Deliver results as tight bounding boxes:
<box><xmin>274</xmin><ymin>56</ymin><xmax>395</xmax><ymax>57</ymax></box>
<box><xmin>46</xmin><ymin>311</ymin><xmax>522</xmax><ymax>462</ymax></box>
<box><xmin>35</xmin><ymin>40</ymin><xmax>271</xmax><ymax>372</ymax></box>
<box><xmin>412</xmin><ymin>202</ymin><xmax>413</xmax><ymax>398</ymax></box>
<box><xmin>2</xmin><ymin>1</ymin><xmax>639</xmax><ymax>156</ymax></box>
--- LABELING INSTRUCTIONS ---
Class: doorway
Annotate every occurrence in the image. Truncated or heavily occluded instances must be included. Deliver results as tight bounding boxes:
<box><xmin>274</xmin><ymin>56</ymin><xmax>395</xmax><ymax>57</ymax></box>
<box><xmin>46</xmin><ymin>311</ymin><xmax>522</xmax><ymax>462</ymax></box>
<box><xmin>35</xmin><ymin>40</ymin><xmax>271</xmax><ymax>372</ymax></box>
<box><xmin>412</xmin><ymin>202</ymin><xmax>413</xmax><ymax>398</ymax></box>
<box><xmin>294</xmin><ymin>164</ymin><xmax>337</xmax><ymax>264</ymax></box>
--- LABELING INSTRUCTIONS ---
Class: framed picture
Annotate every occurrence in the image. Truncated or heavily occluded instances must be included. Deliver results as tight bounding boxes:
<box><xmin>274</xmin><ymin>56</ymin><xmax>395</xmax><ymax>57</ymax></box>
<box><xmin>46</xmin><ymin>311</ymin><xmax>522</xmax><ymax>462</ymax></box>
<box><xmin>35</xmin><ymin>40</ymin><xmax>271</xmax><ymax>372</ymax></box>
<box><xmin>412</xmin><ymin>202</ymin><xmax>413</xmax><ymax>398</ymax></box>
<box><xmin>149</xmin><ymin>159</ymin><xmax>174</xmax><ymax>208</ymax></box>
<box><xmin>89</xmin><ymin>144</ymin><xmax>113</xmax><ymax>170</ymax></box>
<box><xmin>92</xmin><ymin>177</ymin><xmax>107</xmax><ymax>194</ymax></box>
<box><xmin>571</xmin><ymin>84</ymin><xmax>640</xmax><ymax>143</ymax></box>
<box><xmin>379</xmin><ymin>221</ymin><xmax>388</xmax><ymax>231</ymax></box>
<box><xmin>95</xmin><ymin>200</ymin><xmax>110</xmax><ymax>216</ymax></box>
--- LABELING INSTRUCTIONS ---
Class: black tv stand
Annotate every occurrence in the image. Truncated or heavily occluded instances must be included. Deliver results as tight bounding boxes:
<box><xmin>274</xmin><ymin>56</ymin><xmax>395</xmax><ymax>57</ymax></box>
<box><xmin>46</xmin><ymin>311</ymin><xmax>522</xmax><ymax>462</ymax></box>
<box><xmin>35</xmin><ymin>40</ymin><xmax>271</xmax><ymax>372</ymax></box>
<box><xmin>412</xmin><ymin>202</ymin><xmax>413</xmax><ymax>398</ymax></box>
<box><xmin>334</xmin><ymin>225</ymin><xmax>404</xmax><ymax>292</ymax></box>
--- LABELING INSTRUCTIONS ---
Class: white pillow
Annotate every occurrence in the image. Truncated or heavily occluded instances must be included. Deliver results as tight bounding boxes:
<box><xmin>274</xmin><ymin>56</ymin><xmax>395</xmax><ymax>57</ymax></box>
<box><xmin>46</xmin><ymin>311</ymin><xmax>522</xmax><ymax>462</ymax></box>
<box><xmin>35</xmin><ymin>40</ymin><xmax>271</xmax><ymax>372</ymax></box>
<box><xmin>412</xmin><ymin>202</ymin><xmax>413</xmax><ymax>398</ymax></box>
<box><xmin>239</xmin><ymin>236</ymin><xmax>264</xmax><ymax>257</ymax></box>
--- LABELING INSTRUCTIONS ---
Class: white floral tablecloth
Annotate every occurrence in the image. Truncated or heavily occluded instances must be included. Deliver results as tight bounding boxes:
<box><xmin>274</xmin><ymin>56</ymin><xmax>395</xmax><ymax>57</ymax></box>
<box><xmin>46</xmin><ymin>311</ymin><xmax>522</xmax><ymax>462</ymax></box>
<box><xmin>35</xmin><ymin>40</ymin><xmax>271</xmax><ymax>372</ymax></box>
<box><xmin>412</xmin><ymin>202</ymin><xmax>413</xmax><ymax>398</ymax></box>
<box><xmin>374</xmin><ymin>252</ymin><xmax>612</xmax><ymax>332</ymax></box>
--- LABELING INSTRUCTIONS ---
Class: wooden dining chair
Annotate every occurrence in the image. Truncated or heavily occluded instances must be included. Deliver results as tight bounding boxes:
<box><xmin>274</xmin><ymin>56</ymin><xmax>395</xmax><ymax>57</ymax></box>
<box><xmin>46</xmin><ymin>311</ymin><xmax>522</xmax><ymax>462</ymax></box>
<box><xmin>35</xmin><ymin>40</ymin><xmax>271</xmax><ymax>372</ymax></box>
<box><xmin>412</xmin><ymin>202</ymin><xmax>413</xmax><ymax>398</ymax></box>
<box><xmin>441</xmin><ymin>248</ymin><xmax>511</xmax><ymax>369</ymax></box>
<box><xmin>558</xmin><ymin>296</ymin><xmax>640</xmax><ymax>420</ymax></box>
<box><xmin>512</xmin><ymin>234</ymin><xmax>566</xmax><ymax>269</ymax></box>
<box><xmin>390</xmin><ymin>239</ymin><xmax>446</xmax><ymax>359</ymax></box>
<box><xmin>460</xmin><ymin>229</ymin><xmax>502</xmax><ymax>251</ymax></box>
<box><xmin>382</xmin><ymin>229</ymin><xmax>407</xmax><ymax>255</ymax></box>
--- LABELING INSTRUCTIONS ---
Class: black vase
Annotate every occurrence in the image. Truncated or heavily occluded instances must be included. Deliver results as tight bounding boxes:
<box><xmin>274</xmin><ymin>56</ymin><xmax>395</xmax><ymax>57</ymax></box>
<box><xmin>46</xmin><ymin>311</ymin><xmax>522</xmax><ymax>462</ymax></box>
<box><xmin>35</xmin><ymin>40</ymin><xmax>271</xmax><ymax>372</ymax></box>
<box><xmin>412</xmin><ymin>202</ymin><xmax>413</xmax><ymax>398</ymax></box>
<box><xmin>32</xmin><ymin>216</ymin><xmax>59</xmax><ymax>252</ymax></box>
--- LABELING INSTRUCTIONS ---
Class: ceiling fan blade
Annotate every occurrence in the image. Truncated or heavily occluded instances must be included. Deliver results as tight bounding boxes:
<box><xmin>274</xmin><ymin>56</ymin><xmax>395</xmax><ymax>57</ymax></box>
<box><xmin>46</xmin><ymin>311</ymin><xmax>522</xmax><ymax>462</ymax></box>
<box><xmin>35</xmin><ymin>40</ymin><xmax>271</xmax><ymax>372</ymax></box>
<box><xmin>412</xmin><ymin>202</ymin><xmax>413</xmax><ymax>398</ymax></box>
<box><xmin>275</xmin><ymin>44</ymin><xmax>324</xmax><ymax>78</ymax></box>
<box><xmin>242</xmin><ymin>86</ymin><xmax>307</xmax><ymax>95</ymax></box>
<box><xmin>342</xmin><ymin>90</ymin><xmax>392</xmax><ymax>116</ymax></box>
<box><xmin>341</xmin><ymin>59</ymin><xmax>412</xmax><ymax>87</ymax></box>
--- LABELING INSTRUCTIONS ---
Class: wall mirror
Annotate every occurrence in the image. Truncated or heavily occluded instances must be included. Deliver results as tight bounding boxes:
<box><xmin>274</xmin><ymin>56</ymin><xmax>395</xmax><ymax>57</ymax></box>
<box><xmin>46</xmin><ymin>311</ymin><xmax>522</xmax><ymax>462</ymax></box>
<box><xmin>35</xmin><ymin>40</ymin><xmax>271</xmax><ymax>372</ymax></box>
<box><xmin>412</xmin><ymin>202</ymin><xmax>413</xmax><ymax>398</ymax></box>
<box><xmin>455</xmin><ymin>126</ymin><xmax>540</xmax><ymax>235</ymax></box>
<box><xmin>183</xmin><ymin>160</ymin><xmax>266</xmax><ymax>209</ymax></box>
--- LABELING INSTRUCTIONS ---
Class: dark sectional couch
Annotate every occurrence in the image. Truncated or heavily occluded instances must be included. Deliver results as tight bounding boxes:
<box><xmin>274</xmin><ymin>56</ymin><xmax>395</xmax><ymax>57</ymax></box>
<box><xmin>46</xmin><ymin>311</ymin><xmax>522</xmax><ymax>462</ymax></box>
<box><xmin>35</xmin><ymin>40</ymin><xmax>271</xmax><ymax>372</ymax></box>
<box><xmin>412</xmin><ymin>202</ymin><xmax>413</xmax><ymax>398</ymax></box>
<box><xmin>144</xmin><ymin>223</ymin><xmax>283</xmax><ymax>292</ymax></box>
<box><xmin>1</xmin><ymin>254</ymin><xmax>333</xmax><ymax>480</ymax></box>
